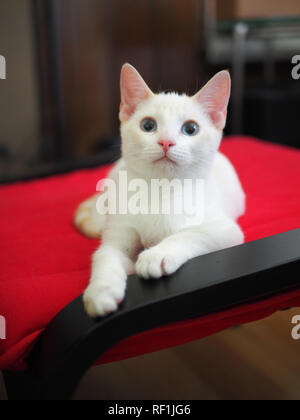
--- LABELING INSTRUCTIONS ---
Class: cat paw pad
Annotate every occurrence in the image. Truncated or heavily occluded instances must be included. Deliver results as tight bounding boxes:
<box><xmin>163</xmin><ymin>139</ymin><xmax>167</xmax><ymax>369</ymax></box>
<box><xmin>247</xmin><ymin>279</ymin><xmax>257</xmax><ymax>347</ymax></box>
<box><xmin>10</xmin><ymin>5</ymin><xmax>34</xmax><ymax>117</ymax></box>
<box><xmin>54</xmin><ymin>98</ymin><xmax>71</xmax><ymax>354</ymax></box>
<box><xmin>136</xmin><ymin>248</ymin><xmax>180</xmax><ymax>280</ymax></box>
<box><xmin>83</xmin><ymin>283</ymin><xmax>125</xmax><ymax>318</ymax></box>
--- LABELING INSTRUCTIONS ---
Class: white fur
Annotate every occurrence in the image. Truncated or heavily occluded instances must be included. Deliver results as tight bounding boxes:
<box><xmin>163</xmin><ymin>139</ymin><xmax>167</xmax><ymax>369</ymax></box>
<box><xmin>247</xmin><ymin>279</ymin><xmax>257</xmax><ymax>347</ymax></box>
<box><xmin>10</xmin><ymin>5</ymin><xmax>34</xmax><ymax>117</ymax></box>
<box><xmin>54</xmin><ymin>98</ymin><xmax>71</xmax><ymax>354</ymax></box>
<box><xmin>77</xmin><ymin>67</ymin><xmax>246</xmax><ymax>317</ymax></box>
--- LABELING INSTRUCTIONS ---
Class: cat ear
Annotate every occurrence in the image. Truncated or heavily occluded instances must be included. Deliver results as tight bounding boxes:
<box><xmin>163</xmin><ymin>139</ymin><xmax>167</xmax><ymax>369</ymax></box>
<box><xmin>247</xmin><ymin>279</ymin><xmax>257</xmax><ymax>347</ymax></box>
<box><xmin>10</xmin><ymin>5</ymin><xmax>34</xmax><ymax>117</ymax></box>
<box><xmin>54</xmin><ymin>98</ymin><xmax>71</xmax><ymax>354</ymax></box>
<box><xmin>193</xmin><ymin>71</ymin><xmax>231</xmax><ymax>130</ymax></box>
<box><xmin>120</xmin><ymin>63</ymin><xmax>154</xmax><ymax>122</ymax></box>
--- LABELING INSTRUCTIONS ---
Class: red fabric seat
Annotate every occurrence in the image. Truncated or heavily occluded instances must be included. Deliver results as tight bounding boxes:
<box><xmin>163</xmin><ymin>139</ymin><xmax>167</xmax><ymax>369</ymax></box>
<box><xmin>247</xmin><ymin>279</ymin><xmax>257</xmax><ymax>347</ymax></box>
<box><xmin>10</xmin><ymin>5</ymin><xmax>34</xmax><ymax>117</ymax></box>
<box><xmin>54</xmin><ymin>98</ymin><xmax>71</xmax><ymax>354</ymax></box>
<box><xmin>1</xmin><ymin>136</ymin><xmax>300</xmax><ymax>371</ymax></box>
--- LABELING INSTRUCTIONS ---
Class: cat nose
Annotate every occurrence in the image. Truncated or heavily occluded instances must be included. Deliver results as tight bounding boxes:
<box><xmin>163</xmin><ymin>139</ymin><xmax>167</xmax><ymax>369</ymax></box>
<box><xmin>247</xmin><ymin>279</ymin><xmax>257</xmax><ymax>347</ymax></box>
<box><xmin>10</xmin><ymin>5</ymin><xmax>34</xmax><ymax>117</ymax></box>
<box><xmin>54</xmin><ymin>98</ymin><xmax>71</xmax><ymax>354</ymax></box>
<box><xmin>158</xmin><ymin>139</ymin><xmax>175</xmax><ymax>153</ymax></box>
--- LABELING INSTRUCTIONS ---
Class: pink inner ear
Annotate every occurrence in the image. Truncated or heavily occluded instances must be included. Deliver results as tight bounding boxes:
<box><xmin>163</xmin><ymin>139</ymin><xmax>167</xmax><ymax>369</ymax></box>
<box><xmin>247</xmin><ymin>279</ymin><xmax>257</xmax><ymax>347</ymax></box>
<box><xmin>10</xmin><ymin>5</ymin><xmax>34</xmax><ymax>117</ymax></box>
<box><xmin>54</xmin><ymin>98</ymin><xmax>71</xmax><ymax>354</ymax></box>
<box><xmin>120</xmin><ymin>64</ymin><xmax>153</xmax><ymax>121</ymax></box>
<box><xmin>194</xmin><ymin>71</ymin><xmax>231</xmax><ymax>130</ymax></box>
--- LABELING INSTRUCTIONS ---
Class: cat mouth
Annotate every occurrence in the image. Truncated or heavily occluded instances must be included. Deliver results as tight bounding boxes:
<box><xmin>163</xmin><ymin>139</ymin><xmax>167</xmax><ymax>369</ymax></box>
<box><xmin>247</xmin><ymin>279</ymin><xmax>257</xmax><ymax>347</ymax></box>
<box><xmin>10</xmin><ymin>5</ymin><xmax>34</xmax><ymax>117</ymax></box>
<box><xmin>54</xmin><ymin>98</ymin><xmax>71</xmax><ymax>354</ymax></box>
<box><xmin>154</xmin><ymin>155</ymin><xmax>177</xmax><ymax>165</ymax></box>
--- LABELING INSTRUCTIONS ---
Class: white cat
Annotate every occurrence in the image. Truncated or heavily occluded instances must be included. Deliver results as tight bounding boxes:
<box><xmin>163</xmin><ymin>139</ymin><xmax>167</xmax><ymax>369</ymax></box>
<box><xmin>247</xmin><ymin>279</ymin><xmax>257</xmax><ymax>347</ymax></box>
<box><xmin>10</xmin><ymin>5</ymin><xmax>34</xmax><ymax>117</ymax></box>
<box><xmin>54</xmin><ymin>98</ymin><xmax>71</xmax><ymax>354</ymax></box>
<box><xmin>75</xmin><ymin>64</ymin><xmax>246</xmax><ymax>318</ymax></box>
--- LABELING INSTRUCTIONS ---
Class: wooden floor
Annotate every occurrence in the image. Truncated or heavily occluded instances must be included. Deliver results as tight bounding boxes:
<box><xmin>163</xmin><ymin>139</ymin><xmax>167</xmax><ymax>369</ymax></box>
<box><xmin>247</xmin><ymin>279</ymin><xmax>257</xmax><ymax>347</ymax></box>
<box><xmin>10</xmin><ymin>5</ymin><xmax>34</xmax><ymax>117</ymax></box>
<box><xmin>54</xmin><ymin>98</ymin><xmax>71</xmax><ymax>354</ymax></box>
<box><xmin>74</xmin><ymin>308</ymin><xmax>300</xmax><ymax>400</ymax></box>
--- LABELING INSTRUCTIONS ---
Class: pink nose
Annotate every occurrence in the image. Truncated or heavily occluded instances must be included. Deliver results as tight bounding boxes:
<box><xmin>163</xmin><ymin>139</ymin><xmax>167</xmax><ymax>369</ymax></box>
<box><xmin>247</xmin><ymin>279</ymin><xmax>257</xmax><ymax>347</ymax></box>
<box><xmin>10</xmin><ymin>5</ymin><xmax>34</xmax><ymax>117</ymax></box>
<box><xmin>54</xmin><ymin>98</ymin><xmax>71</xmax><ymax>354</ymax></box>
<box><xmin>158</xmin><ymin>139</ymin><xmax>175</xmax><ymax>153</ymax></box>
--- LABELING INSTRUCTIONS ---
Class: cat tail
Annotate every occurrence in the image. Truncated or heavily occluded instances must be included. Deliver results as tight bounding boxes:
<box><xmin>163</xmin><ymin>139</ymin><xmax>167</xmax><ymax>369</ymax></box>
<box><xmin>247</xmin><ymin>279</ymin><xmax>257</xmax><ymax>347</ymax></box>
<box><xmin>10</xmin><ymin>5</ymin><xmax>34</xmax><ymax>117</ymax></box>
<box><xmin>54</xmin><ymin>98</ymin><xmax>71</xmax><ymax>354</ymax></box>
<box><xmin>74</xmin><ymin>194</ymin><xmax>106</xmax><ymax>239</ymax></box>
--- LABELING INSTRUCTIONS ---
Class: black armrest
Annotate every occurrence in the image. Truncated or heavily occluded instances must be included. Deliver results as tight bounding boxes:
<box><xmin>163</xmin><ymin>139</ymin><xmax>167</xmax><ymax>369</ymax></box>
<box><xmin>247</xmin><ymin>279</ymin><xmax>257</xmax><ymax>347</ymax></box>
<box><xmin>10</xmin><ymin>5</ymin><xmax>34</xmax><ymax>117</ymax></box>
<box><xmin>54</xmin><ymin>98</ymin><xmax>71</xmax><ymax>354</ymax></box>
<box><xmin>14</xmin><ymin>229</ymin><xmax>300</xmax><ymax>399</ymax></box>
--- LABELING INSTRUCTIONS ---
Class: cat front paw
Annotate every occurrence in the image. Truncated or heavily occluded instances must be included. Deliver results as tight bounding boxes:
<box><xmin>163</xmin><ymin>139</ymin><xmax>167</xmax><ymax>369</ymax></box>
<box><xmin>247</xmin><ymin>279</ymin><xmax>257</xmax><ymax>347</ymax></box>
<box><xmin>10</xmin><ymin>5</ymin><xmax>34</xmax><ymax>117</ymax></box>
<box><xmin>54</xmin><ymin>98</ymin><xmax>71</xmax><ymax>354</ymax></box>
<box><xmin>83</xmin><ymin>280</ymin><xmax>125</xmax><ymax>318</ymax></box>
<box><xmin>135</xmin><ymin>247</ymin><xmax>181</xmax><ymax>280</ymax></box>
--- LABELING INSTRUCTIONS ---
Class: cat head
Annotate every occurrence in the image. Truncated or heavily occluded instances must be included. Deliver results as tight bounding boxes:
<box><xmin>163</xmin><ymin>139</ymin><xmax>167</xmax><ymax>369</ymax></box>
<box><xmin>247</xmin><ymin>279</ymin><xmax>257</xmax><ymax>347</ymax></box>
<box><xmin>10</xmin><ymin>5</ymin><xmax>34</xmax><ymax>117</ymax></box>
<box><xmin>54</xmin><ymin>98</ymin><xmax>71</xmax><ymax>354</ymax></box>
<box><xmin>120</xmin><ymin>64</ymin><xmax>231</xmax><ymax>179</ymax></box>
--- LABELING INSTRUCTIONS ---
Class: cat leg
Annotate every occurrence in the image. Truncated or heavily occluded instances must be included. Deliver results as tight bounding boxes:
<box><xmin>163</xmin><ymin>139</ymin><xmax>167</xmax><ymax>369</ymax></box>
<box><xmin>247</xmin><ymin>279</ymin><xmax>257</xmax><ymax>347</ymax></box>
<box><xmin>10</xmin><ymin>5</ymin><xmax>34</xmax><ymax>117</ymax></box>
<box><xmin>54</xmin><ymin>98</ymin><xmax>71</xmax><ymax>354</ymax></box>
<box><xmin>84</xmin><ymin>226</ymin><xmax>141</xmax><ymax>317</ymax></box>
<box><xmin>74</xmin><ymin>160</ymin><xmax>124</xmax><ymax>239</ymax></box>
<box><xmin>136</xmin><ymin>217</ymin><xmax>244</xmax><ymax>279</ymax></box>
<box><xmin>74</xmin><ymin>194</ymin><xmax>106</xmax><ymax>239</ymax></box>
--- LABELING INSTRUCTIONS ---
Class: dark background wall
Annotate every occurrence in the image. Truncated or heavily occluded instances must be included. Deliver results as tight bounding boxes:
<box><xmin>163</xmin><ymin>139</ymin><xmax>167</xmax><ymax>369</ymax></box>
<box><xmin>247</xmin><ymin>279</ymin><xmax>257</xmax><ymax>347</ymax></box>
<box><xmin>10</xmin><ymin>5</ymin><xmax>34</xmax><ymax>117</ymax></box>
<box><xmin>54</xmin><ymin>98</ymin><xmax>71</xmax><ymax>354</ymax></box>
<box><xmin>41</xmin><ymin>0</ymin><xmax>204</xmax><ymax>158</ymax></box>
<box><xmin>0</xmin><ymin>0</ymin><xmax>40</xmax><ymax>175</ymax></box>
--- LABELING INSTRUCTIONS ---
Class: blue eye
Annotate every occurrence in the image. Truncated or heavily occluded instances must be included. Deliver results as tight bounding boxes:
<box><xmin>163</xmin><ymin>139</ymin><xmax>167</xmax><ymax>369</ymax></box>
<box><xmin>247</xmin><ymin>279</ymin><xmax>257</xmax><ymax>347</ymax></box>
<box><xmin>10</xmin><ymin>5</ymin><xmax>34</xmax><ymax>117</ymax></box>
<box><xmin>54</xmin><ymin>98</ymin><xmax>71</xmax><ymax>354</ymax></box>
<box><xmin>141</xmin><ymin>118</ymin><xmax>157</xmax><ymax>133</ymax></box>
<box><xmin>182</xmin><ymin>121</ymin><xmax>199</xmax><ymax>136</ymax></box>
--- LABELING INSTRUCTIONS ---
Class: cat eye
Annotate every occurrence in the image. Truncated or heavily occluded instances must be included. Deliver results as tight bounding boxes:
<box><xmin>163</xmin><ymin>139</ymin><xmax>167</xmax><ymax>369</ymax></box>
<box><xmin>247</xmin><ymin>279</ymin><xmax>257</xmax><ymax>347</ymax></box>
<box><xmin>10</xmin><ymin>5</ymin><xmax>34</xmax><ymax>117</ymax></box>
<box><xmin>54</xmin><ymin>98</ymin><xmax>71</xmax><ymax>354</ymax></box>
<box><xmin>182</xmin><ymin>121</ymin><xmax>199</xmax><ymax>136</ymax></box>
<box><xmin>140</xmin><ymin>118</ymin><xmax>157</xmax><ymax>133</ymax></box>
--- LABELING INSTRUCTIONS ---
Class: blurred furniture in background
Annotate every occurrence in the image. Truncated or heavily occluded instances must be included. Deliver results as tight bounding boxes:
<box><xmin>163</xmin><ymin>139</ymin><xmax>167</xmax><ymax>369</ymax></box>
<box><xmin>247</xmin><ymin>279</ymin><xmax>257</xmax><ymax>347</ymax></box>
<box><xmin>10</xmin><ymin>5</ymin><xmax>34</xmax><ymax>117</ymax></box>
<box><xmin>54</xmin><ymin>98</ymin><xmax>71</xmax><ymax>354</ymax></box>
<box><xmin>0</xmin><ymin>0</ymin><xmax>40</xmax><ymax>178</ymax></box>
<box><xmin>0</xmin><ymin>0</ymin><xmax>204</xmax><ymax>181</ymax></box>
<box><xmin>204</xmin><ymin>0</ymin><xmax>300</xmax><ymax>145</ymax></box>
<box><xmin>1</xmin><ymin>0</ymin><xmax>300</xmax><ymax>180</ymax></box>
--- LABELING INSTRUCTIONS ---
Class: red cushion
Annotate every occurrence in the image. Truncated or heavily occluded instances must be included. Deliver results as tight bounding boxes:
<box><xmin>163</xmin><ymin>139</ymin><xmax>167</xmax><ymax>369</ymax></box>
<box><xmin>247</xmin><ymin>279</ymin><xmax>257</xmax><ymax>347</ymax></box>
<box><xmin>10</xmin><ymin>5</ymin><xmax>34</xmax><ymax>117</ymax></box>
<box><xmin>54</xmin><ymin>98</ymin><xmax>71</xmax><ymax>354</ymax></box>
<box><xmin>1</xmin><ymin>137</ymin><xmax>300</xmax><ymax>371</ymax></box>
